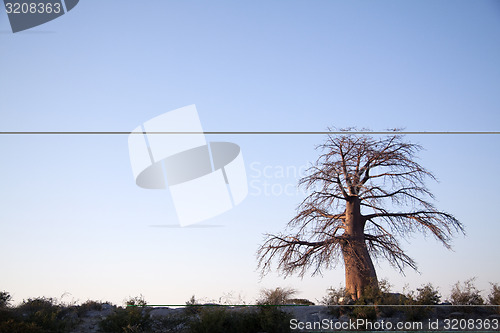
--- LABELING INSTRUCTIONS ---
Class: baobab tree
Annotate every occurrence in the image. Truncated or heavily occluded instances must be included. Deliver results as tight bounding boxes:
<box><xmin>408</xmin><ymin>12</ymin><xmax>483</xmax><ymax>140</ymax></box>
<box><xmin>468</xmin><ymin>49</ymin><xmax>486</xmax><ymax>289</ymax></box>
<box><xmin>257</xmin><ymin>132</ymin><xmax>464</xmax><ymax>300</ymax></box>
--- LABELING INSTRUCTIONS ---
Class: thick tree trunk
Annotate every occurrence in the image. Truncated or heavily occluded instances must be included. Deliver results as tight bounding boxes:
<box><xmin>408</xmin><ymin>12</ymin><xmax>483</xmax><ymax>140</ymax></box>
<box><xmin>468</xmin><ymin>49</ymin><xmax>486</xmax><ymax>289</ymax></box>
<box><xmin>341</xmin><ymin>197</ymin><xmax>378</xmax><ymax>300</ymax></box>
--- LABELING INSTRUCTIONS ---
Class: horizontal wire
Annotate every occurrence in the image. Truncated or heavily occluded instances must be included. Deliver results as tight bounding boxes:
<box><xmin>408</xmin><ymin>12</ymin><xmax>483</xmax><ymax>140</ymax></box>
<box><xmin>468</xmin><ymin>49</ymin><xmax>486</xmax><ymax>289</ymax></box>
<box><xmin>0</xmin><ymin>131</ymin><xmax>499</xmax><ymax>135</ymax></box>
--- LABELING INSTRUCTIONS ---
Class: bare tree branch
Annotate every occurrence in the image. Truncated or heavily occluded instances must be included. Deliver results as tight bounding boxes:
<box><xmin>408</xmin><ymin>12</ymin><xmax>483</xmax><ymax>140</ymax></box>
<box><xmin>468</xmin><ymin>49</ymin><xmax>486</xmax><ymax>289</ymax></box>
<box><xmin>257</xmin><ymin>131</ymin><xmax>464</xmax><ymax>297</ymax></box>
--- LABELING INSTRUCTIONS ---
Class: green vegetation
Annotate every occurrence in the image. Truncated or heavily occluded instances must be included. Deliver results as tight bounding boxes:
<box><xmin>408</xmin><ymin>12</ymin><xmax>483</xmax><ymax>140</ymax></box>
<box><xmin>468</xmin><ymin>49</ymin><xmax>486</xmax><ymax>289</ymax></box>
<box><xmin>348</xmin><ymin>279</ymin><xmax>395</xmax><ymax>321</ymax></box>
<box><xmin>414</xmin><ymin>283</ymin><xmax>442</xmax><ymax>305</ymax></box>
<box><xmin>99</xmin><ymin>296</ymin><xmax>151</xmax><ymax>333</ymax></box>
<box><xmin>322</xmin><ymin>285</ymin><xmax>350</xmax><ymax>306</ymax></box>
<box><xmin>1</xmin><ymin>281</ymin><xmax>499</xmax><ymax>332</ymax></box>
<box><xmin>402</xmin><ymin>283</ymin><xmax>441</xmax><ymax>321</ymax></box>
<box><xmin>76</xmin><ymin>299</ymin><xmax>104</xmax><ymax>317</ymax></box>
<box><xmin>321</xmin><ymin>285</ymin><xmax>351</xmax><ymax>318</ymax></box>
<box><xmin>0</xmin><ymin>296</ymin><xmax>78</xmax><ymax>333</ymax></box>
<box><xmin>188</xmin><ymin>306</ymin><xmax>291</xmax><ymax>333</ymax></box>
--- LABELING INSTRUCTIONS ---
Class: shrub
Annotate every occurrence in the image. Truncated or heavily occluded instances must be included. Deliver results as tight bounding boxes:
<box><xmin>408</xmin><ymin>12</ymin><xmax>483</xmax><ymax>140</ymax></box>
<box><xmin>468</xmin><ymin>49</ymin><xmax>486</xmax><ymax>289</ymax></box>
<box><xmin>16</xmin><ymin>297</ymin><xmax>77</xmax><ymax>333</ymax></box>
<box><xmin>351</xmin><ymin>304</ymin><xmax>377</xmax><ymax>321</ymax></box>
<box><xmin>450</xmin><ymin>278</ymin><xmax>484</xmax><ymax>305</ymax></box>
<box><xmin>0</xmin><ymin>319</ymin><xmax>45</xmax><ymax>333</ymax></box>
<box><xmin>257</xmin><ymin>287</ymin><xmax>297</xmax><ymax>305</ymax></box>
<box><xmin>415</xmin><ymin>284</ymin><xmax>441</xmax><ymax>305</ymax></box>
<box><xmin>322</xmin><ymin>286</ymin><xmax>350</xmax><ymax>306</ymax></box>
<box><xmin>352</xmin><ymin>279</ymin><xmax>395</xmax><ymax>320</ymax></box>
<box><xmin>257</xmin><ymin>306</ymin><xmax>292</xmax><ymax>333</ymax></box>
<box><xmin>99</xmin><ymin>307</ymin><xmax>151</xmax><ymax>333</ymax></box>
<box><xmin>488</xmin><ymin>283</ymin><xmax>500</xmax><ymax>305</ymax></box>
<box><xmin>184</xmin><ymin>295</ymin><xmax>202</xmax><ymax>316</ymax></box>
<box><xmin>402</xmin><ymin>284</ymin><xmax>440</xmax><ymax>321</ymax></box>
<box><xmin>0</xmin><ymin>292</ymin><xmax>12</xmax><ymax>308</ymax></box>
<box><xmin>188</xmin><ymin>306</ymin><xmax>291</xmax><ymax>333</ymax></box>
<box><xmin>355</xmin><ymin>278</ymin><xmax>393</xmax><ymax>304</ymax></box>
<box><xmin>99</xmin><ymin>296</ymin><xmax>151</xmax><ymax>333</ymax></box>
<box><xmin>189</xmin><ymin>307</ymin><xmax>257</xmax><ymax>333</ymax></box>
<box><xmin>150</xmin><ymin>313</ymin><xmax>187</xmax><ymax>333</ymax></box>
<box><xmin>0</xmin><ymin>291</ymin><xmax>15</xmax><ymax>329</ymax></box>
<box><xmin>489</xmin><ymin>283</ymin><xmax>500</xmax><ymax>314</ymax></box>
<box><xmin>126</xmin><ymin>295</ymin><xmax>148</xmax><ymax>307</ymax></box>
<box><xmin>77</xmin><ymin>299</ymin><xmax>104</xmax><ymax>317</ymax></box>
<box><xmin>321</xmin><ymin>286</ymin><xmax>351</xmax><ymax>317</ymax></box>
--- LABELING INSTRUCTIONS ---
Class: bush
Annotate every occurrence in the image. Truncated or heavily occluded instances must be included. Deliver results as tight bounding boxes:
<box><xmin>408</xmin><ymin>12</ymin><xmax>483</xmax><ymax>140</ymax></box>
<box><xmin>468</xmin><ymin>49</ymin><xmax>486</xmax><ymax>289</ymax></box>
<box><xmin>321</xmin><ymin>286</ymin><xmax>351</xmax><ymax>317</ymax></box>
<box><xmin>99</xmin><ymin>307</ymin><xmax>151</xmax><ymax>333</ymax></box>
<box><xmin>350</xmin><ymin>279</ymin><xmax>397</xmax><ymax>320</ymax></box>
<box><xmin>489</xmin><ymin>283</ymin><xmax>500</xmax><ymax>305</ymax></box>
<box><xmin>0</xmin><ymin>319</ymin><xmax>46</xmax><ymax>333</ymax></box>
<box><xmin>126</xmin><ymin>295</ymin><xmax>148</xmax><ymax>307</ymax></box>
<box><xmin>77</xmin><ymin>299</ymin><xmax>104</xmax><ymax>317</ymax></box>
<box><xmin>150</xmin><ymin>313</ymin><xmax>187</xmax><ymax>333</ymax></box>
<box><xmin>356</xmin><ymin>278</ymin><xmax>393</xmax><ymax>304</ymax></box>
<box><xmin>450</xmin><ymin>278</ymin><xmax>484</xmax><ymax>305</ymax></box>
<box><xmin>489</xmin><ymin>283</ymin><xmax>500</xmax><ymax>314</ymax></box>
<box><xmin>257</xmin><ymin>287</ymin><xmax>297</xmax><ymax>305</ymax></box>
<box><xmin>351</xmin><ymin>304</ymin><xmax>377</xmax><ymax>321</ymax></box>
<box><xmin>0</xmin><ymin>305</ymin><xmax>16</xmax><ymax>328</ymax></box>
<box><xmin>15</xmin><ymin>297</ymin><xmax>77</xmax><ymax>333</ymax></box>
<box><xmin>99</xmin><ymin>296</ymin><xmax>151</xmax><ymax>333</ymax></box>
<box><xmin>188</xmin><ymin>307</ymin><xmax>256</xmax><ymax>333</ymax></box>
<box><xmin>350</xmin><ymin>283</ymin><xmax>378</xmax><ymax>321</ymax></box>
<box><xmin>402</xmin><ymin>284</ymin><xmax>440</xmax><ymax>321</ymax></box>
<box><xmin>322</xmin><ymin>286</ymin><xmax>351</xmax><ymax>306</ymax></box>
<box><xmin>188</xmin><ymin>306</ymin><xmax>291</xmax><ymax>333</ymax></box>
<box><xmin>0</xmin><ymin>291</ymin><xmax>15</xmax><ymax>330</ymax></box>
<box><xmin>415</xmin><ymin>284</ymin><xmax>441</xmax><ymax>305</ymax></box>
<box><xmin>257</xmin><ymin>306</ymin><xmax>292</xmax><ymax>333</ymax></box>
<box><xmin>0</xmin><ymin>292</ymin><xmax>12</xmax><ymax>308</ymax></box>
<box><xmin>184</xmin><ymin>295</ymin><xmax>202</xmax><ymax>316</ymax></box>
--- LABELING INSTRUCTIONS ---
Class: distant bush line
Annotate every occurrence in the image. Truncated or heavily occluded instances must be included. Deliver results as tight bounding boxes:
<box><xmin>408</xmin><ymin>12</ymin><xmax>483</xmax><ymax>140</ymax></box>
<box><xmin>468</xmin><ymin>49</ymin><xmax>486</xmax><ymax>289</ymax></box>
<box><xmin>0</xmin><ymin>279</ymin><xmax>499</xmax><ymax>333</ymax></box>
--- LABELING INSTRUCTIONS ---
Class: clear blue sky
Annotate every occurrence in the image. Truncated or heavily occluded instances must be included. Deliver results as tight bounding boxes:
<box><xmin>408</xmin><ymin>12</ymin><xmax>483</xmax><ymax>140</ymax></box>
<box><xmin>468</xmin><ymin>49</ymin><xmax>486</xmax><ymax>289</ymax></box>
<box><xmin>1</xmin><ymin>0</ymin><xmax>499</xmax><ymax>306</ymax></box>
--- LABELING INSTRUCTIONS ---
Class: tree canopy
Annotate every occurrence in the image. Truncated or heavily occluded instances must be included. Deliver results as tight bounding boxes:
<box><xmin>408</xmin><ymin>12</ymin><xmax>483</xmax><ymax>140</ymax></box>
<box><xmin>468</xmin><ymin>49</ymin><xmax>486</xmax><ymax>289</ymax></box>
<box><xmin>257</xmin><ymin>132</ymin><xmax>464</xmax><ymax>298</ymax></box>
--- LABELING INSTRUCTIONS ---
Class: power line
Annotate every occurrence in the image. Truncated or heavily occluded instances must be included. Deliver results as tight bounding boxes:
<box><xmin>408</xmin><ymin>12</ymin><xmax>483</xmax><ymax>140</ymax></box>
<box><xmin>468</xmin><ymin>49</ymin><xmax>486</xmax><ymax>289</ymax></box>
<box><xmin>1</xmin><ymin>131</ymin><xmax>499</xmax><ymax>135</ymax></box>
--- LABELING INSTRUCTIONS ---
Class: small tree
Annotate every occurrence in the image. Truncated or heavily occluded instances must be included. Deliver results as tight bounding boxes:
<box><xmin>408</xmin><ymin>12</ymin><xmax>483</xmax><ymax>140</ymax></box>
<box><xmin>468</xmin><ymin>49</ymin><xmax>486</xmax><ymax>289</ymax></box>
<box><xmin>450</xmin><ymin>278</ymin><xmax>484</xmax><ymax>305</ymax></box>
<box><xmin>257</xmin><ymin>132</ymin><xmax>464</xmax><ymax>299</ymax></box>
